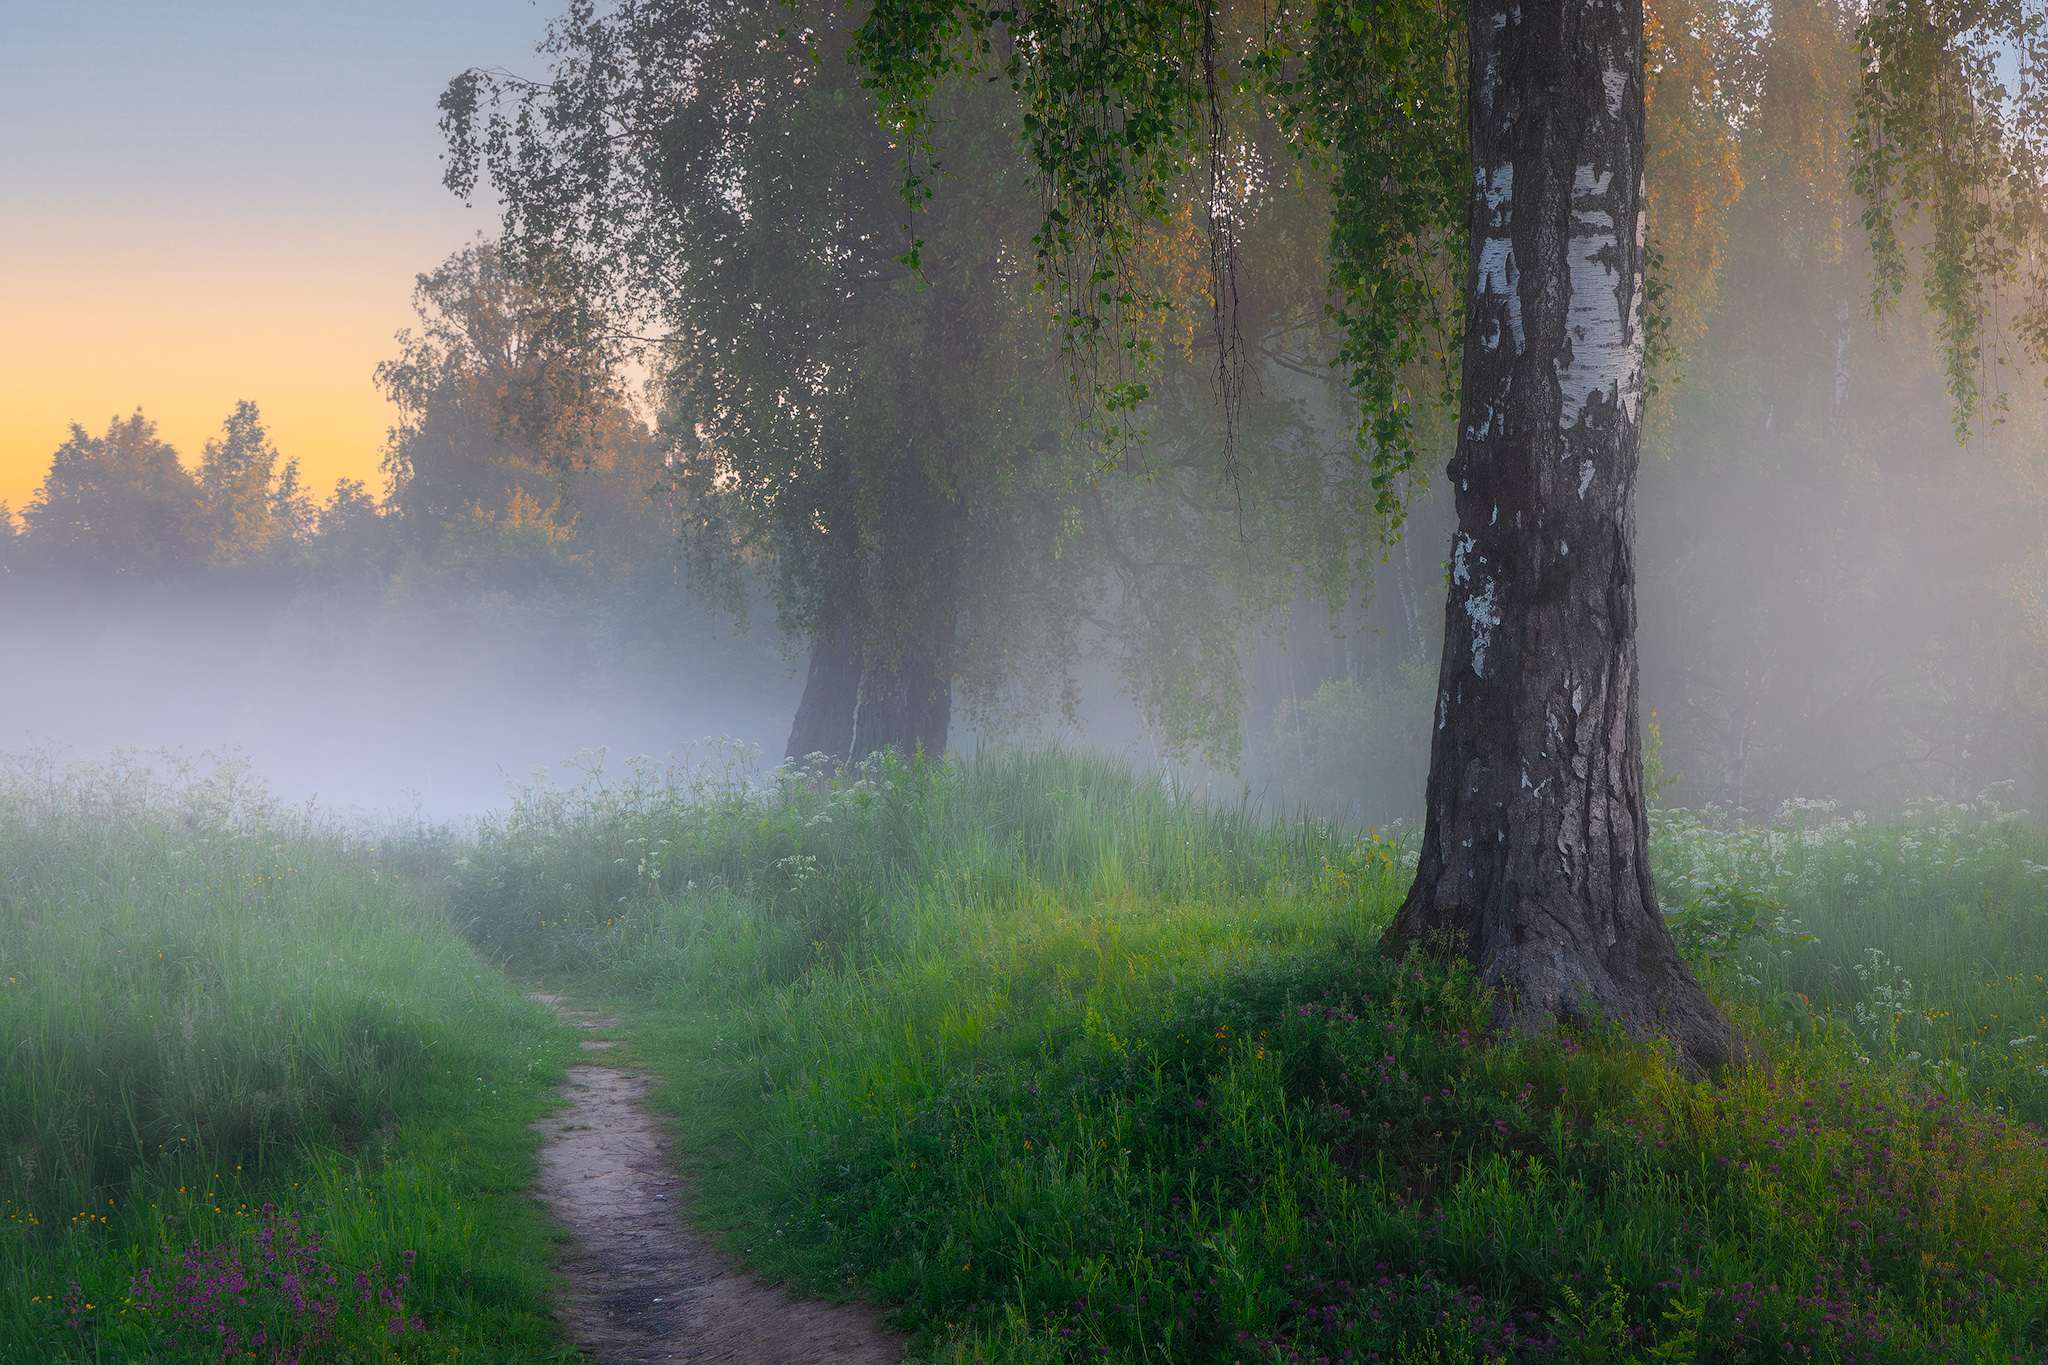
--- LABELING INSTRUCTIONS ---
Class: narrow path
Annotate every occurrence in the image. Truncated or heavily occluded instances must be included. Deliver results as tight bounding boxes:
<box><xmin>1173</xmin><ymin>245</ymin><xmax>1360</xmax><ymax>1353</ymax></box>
<box><xmin>528</xmin><ymin>994</ymin><xmax>905</xmax><ymax>1365</ymax></box>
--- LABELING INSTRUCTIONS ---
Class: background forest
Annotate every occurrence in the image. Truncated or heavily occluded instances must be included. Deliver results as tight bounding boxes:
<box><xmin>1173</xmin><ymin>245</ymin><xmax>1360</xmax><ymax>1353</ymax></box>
<box><xmin>2</xmin><ymin>0</ymin><xmax>2043</xmax><ymax>828</ymax></box>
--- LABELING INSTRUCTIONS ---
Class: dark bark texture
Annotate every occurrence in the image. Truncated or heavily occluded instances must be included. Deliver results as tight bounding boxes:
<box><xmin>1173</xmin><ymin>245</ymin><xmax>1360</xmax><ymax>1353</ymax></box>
<box><xmin>850</xmin><ymin>621</ymin><xmax>955</xmax><ymax>761</ymax></box>
<box><xmin>850</xmin><ymin>452</ymin><xmax>960</xmax><ymax>762</ymax></box>
<box><xmin>1385</xmin><ymin>0</ymin><xmax>1741</xmax><ymax>1075</ymax></box>
<box><xmin>782</xmin><ymin>452</ymin><xmax>962</xmax><ymax>767</ymax></box>
<box><xmin>783</xmin><ymin>608</ymin><xmax>863</xmax><ymax>765</ymax></box>
<box><xmin>783</xmin><ymin>486</ymin><xmax>867</xmax><ymax>766</ymax></box>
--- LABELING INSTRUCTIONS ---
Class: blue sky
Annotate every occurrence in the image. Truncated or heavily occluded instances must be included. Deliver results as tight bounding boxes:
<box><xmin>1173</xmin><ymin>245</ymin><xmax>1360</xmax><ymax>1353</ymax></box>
<box><xmin>1</xmin><ymin>0</ymin><xmax>562</xmax><ymax>507</ymax></box>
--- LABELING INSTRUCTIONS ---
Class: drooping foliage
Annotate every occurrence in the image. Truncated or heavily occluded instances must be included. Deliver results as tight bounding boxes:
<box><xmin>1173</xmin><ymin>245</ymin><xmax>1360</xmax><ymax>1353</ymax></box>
<box><xmin>1855</xmin><ymin>0</ymin><xmax>2048</xmax><ymax>433</ymax></box>
<box><xmin>854</xmin><ymin>0</ymin><xmax>1468</xmax><ymax>528</ymax></box>
<box><xmin>438</xmin><ymin>0</ymin><xmax>1407</xmax><ymax>766</ymax></box>
<box><xmin>1641</xmin><ymin>0</ymin><xmax>1757</xmax><ymax>407</ymax></box>
<box><xmin>443</xmin><ymin>0</ymin><xmax>1100</xmax><ymax>759</ymax></box>
<box><xmin>1636</xmin><ymin>0</ymin><xmax>2048</xmax><ymax>817</ymax></box>
<box><xmin>858</xmin><ymin>0</ymin><xmax>2048</xmax><ymax>490</ymax></box>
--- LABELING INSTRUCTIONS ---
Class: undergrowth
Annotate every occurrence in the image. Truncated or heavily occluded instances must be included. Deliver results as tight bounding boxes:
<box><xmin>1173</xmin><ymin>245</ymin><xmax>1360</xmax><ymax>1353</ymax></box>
<box><xmin>0</xmin><ymin>747</ymin><xmax>579</xmax><ymax>1363</ymax></box>
<box><xmin>1651</xmin><ymin>791</ymin><xmax>2048</xmax><ymax>1121</ymax></box>
<box><xmin>472</xmin><ymin>744</ymin><xmax>2048</xmax><ymax>1364</ymax></box>
<box><xmin>20</xmin><ymin>737</ymin><xmax>2048</xmax><ymax>1363</ymax></box>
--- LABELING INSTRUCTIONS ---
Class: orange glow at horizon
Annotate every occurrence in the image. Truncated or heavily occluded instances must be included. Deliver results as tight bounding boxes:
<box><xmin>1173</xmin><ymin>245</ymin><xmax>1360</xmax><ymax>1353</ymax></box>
<box><xmin>0</xmin><ymin>214</ymin><xmax>471</xmax><ymax>516</ymax></box>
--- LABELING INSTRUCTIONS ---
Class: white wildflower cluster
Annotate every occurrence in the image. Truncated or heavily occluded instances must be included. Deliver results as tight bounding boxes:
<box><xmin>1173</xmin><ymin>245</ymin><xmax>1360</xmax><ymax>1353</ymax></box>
<box><xmin>443</xmin><ymin>739</ymin><xmax>781</xmax><ymax>943</ymax></box>
<box><xmin>0</xmin><ymin>742</ymin><xmax>293</xmax><ymax>837</ymax></box>
<box><xmin>1648</xmin><ymin>784</ymin><xmax>2040</xmax><ymax>998</ymax></box>
<box><xmin>774</xmin><ymin>853</ymin><xmax>821</xmax><ymax>885</ymax></box>
<box><xmin>448</xmin><ymin>740</ymin><xmax>946</xmax><ymax>943</ymax></box>
<box><xmin>1851</xmin><ymin>947</ymin><xmax>1914</xmax><ymax>1032</ymax></box>
<box><xmin>1652</xmin><ymin>784</ymin><xmax>2029</xmax><ymax>921</ymax></box>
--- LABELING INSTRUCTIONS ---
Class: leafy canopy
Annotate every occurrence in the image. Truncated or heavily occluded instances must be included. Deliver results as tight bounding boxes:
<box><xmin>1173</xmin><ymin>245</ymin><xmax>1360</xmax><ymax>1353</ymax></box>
<box><xmin>1855</xmin><ymin>0</ymin><xmax>2048</xmax><ymax>435</ymax></box>
<box><xmin>852</xmin><ymin>0</ymin><xmax>1466</xmax><ymax>529</ymax></box>
<box><xmin>857</xmin><ymin>0</ymin><xmax>2048</xmax><ymax>499</ymax></box>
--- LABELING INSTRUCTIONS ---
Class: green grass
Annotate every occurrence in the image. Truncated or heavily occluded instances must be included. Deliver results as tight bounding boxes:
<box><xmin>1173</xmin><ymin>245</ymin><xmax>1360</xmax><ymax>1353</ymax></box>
<box><xmin>1651</xmin><ymin>793</ymin><xmax>2048</xmax><ymax>1119</ymax></box>
<box><xmin>0</xmin><ymin>748</ymin><xmax>581</xmax><ymax>1364</ymax></box>
<box><xmin>18</xmin><ymin>738</ymin><xmax>2048</xmax><ymax>1363</ymax></box>
<box><xmin>467</xmin><ymin>744</ymin><xmax>2048</xmax><ymax>1364</ymax></box>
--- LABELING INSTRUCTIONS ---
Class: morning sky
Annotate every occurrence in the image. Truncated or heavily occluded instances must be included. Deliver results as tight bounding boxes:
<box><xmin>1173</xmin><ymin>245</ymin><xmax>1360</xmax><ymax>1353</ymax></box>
<box><xmin>1</xmin><ymin>0</ymin><xmax>555</xmax><ymax>513</ymax></box>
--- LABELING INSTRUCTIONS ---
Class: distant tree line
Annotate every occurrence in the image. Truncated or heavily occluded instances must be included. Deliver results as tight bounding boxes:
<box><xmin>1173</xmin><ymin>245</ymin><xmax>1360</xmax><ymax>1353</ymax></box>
<box><xmin>0</xmin><ymin>246</ymin><xmax>666</xmax><ymax>605</ymax></box>
<box><xmin>4</xmin><ymin>405</ymin><xmax>314</xmax><ymax>587</ymax></box>
<box><xmin>0</xmin><ymin>244</ymin><xmax>792</xmax><ymax>727</ymax></box>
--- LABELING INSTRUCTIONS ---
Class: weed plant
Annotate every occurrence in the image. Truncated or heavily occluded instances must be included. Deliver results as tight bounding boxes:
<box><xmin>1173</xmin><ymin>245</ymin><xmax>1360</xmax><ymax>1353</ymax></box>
<box><xmin>474</xmin><ymin>745</ymin><xmax>2048</xmax><ymax>1364</ymax></box>
<box><xmin>450</xmin><ymin>741</ymin><xmax>1364</xmax><ymax>990</ymax></box>
<box><xmin>0</xmin><ymin>747</ymin><xmax>578</xmax><ymax>1362</ymax></box>
<box><xmin>1651</xmin><ymin>791</ymin><xmax>2048</xmax><ymax>1121</ymax></box>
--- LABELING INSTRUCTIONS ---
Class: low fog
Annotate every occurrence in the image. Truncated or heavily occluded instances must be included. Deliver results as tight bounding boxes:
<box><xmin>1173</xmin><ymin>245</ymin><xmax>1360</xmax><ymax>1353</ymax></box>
<box><xmin>0</xmin><ymin>590</ymin><xmax>798</xmax><ymax>820</ymax></box>
<box><xmin>6</xmin><ymin>294</ymin><xmax>2044</xmax><ymax>831</ymax></box>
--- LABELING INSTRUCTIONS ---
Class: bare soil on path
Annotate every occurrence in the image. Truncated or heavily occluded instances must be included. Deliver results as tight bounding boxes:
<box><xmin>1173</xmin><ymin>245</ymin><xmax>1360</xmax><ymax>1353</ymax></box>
<box><xmin>528</xmin><ymin>994</ymin><xmax>906</xmax><ymax>1365</ymax></box>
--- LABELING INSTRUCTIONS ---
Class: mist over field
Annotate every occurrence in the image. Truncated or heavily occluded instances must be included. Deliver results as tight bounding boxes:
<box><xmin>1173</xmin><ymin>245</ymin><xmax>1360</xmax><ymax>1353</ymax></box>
<box><xmin>3</xmin><ymin>0</ymin><xmax>2042</xmax><ymax>828</ymax></box>
<box><xmin>0</xmin><ymin>590</ymin><xmax>798</xmax><ymax>818</ymax></box>
<box><xmin>5</xmin><ymin>363</ymin><xmax>2045</xmax><ymax>828</ymax></box>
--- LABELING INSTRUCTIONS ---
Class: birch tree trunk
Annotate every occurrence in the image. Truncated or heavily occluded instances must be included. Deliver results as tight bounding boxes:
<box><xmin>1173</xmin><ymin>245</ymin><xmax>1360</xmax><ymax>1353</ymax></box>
<box><xmin>1384</xmin><ymin>0</ymin><xmax>1742</xmax><ymax>1076</ymax></box>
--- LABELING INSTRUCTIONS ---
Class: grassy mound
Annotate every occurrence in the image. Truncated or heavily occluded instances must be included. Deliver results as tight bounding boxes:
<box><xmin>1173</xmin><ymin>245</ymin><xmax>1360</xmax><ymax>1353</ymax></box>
<box><xmin>467</xmin><ymin>744</ymin><xmax>2048</xmax><ymax>1364</ymax></box>
<box><xmin>0</xmin><ymin>748</ymin><xmax>579</xmax><ymax>1363</ymax></box>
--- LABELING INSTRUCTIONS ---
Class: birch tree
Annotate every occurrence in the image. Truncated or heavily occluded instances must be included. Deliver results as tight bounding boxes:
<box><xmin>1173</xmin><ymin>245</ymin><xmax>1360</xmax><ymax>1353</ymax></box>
<box><xmin>852</xmin><ymin>0</ymin><xmax>2048</xmax><ymax>1074</ymax></box>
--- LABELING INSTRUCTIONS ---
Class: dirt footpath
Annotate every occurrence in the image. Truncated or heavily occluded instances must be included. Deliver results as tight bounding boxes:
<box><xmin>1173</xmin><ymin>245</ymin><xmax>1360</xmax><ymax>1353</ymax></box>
<box><xmin>529</xmin><ymin>996</ymin><xmax>905</xmax><ymax>1365</ymax></box>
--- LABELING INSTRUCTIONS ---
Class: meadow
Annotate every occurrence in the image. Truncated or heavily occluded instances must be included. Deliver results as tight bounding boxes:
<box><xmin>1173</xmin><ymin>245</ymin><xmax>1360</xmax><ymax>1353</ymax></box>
<box><xmin>452</xmin><ymin>745</ymin><xmax>2048</xmax><ymax>1364</ymax></box>
<box><xmin>0</xmin><ymin>748</ymin><xmax>580</xmax><ymax>1363</ymax></box>
<box><xmin>12</xmin><ymin>741</ymin><xmax>2048</xmax><ymax>1363</ymax></box>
